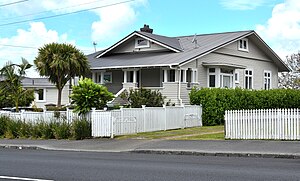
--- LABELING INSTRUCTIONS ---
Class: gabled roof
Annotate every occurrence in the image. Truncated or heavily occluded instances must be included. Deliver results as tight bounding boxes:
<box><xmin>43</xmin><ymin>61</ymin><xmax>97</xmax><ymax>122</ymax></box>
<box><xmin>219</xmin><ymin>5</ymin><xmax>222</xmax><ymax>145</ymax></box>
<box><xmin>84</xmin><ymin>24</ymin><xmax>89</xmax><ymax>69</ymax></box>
<box><xmin>96</xmin><ymin>31</ymin><xmax>183</xmax><ymax>58</ymax></box>
<box><xmin>88</xmin><ymin>30</ymin><xmax>289</xmax><ymax>72</ymax></box>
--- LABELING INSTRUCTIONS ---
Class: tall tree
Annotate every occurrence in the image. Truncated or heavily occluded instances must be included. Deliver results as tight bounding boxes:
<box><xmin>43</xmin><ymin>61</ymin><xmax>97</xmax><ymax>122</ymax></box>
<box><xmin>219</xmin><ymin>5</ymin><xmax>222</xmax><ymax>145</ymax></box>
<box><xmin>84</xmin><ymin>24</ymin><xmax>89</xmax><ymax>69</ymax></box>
<box><xmin>34</xmin><ymin>43</ymin><xmax>90</xmax><ymax>107</ymax></box>
<box><xmin>279</xmin><ymin>52</ymin><xmax>300</xmax><ymax>89</ymax></box>
<box><xmin>0</xmin><ymin>58</ymin><xmax>34</xmax><ymax>112</ymax></box>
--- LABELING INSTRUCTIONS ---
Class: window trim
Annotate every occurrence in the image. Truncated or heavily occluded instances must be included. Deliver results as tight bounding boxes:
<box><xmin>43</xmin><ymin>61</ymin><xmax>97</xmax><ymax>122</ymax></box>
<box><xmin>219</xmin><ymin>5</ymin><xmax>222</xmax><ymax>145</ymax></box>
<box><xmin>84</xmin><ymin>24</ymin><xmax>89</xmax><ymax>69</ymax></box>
<box><xmin>103</xmin><ymin>72</ymin><xmax>112</xmax><ymax>83</ymax></box>
<box><xmin>244</xmin><ymin>69</ymin><xmax>253</xmax><ymax>89</ymax></box>
<box><xmin>234</xmin><ymin>71</ymin><xmax>240</xmax><ymax>83</ymax></box>
<box><xmin>238</xmin><ymin>38</ymin><xmax>249</xmax><ymax>52</ymax></box>
<box><xmin>36</xmin><ymin>88</ymin><xmax>46</xmax><ymax>102</ymax></box>
<box><xmin>264</xmin><ymin>70</ymin><xmax>272</xmax><ymax>90</ymax></box>
<box><xmin>135</xmin><ymin>38</ymin><xmax>150</xmax><ymax>48</ymax></box>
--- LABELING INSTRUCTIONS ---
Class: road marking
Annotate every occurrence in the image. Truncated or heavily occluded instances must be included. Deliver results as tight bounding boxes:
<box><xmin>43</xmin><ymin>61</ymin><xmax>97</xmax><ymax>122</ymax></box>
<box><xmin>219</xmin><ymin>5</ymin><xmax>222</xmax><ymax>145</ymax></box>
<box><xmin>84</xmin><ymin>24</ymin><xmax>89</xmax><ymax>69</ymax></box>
<box><xmin>0</xmin><ymin>175</ymin><xmax>53</xmax><ymax>181</ymax></box>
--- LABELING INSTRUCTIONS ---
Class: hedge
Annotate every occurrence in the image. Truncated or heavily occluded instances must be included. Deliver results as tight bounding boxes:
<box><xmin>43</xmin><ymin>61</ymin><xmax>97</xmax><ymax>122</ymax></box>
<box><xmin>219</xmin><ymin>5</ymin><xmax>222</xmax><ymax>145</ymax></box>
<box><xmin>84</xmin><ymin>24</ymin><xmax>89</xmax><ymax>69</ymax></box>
<box><xmin>0</xmin><ymin>116</ymin><xmax>91</xmax><ymax>140</ymax></box>
<box><xmin>190</xmin><ymin>88</ymin><xmax>300</xmax><ymax>126</ymax></box>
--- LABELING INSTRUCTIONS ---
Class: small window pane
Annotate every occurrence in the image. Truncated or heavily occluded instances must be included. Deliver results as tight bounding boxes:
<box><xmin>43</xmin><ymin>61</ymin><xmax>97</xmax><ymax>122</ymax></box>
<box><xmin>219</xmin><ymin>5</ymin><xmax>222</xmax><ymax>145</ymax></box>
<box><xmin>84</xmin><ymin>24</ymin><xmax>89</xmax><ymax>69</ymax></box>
<box><xmin>209</xmin><ymin>75</ymin><xmax>215</xmax><ymax>87</ymax></box>
<box><xmin>38</xmin><ymin>89</ymin><xmax>44</xmax><ymax>100</ymax></box>
<box><xmin>209</xmin><ymin>68</ymin><xmax>215</xmax><ymax>73</ymax></box>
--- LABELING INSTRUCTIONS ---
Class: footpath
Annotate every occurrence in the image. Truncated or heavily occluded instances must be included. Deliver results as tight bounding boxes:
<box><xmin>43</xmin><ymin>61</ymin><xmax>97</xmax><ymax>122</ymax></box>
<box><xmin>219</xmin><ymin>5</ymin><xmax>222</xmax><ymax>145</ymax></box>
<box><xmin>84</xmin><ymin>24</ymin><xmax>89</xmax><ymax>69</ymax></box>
<box><xmin>0</xmin><ymin>139</ymin><xmax>299</xmax><ymax>159</ymax></box>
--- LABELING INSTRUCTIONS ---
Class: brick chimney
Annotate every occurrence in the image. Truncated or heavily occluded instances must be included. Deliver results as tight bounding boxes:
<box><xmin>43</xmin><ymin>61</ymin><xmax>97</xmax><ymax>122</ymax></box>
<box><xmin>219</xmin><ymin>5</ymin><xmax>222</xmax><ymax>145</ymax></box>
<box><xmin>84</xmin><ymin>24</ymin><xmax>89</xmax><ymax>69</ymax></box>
<box><xmin>140</xmin><ymin>24</ymin><xmax>153</xmax><ymax>33</ymax></box>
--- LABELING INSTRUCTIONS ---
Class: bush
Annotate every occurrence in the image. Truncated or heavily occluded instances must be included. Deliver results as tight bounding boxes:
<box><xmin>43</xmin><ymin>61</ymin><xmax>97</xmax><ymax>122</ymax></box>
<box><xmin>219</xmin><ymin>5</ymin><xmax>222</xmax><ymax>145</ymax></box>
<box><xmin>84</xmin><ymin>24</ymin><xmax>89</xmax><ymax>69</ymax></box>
<box><xmin>70</xmin><ymin>78</ymin><xmax>114</xmax><ymax>115</ymax></box>
<box><xmin>71</xmin><ymin>118</ymin><xmax>91</xmax><ymax>140</ymax></box>
<box><xmin>0</xmin><ymin>116</ymin><xmax>9</xmax><ymax>136</ymax></box>
<box><xmin>121</xmin><ymin>88</ymin><xmax>165</xmax><ymax>108</ymax></box>
<box><xmin>4</xmin><ymin>119</ymin><xmax>21</xmax><ymax>139</ymax></box>
<box><xmin>190</xmin><ymin>88</ymin><xmax>300</xmax><ymax>126</ymax></box>
<box><xmin>52</xmin><ymin>120</ymin><xmax>71</xmax><ymax>139</ymax></box>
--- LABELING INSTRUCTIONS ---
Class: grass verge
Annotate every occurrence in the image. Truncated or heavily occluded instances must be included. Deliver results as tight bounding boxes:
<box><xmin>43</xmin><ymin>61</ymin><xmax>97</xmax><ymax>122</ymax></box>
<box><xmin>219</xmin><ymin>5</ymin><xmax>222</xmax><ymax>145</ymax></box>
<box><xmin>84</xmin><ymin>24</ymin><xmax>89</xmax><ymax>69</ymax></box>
<box><xmin>116</xmin><ymin>125</ymin><xmax>224</xmax><ymax>140</ymax></box>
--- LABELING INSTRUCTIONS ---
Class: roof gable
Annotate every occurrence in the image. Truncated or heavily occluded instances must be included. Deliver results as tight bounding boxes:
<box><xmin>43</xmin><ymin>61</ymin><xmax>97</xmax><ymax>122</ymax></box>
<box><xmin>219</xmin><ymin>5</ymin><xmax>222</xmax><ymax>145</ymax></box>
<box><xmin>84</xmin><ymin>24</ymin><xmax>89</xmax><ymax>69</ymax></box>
<box><xmin>96</xmin><ymin>31</ymin><xmax>182</xmax><ymax>58</ymax></box>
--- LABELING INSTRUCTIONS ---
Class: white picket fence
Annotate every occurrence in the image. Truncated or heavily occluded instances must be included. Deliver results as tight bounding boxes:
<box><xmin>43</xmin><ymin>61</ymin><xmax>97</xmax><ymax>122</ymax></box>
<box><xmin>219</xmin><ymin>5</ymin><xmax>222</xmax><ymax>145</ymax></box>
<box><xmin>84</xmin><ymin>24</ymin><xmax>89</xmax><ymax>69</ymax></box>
<box><xmin>225</xmin><ymin>109</ymin><xmax>300</xmax><ymax>140</ymax></box>
<box><xmin>0</xmin><ymin>105</ymin><xmax>202</xmax><ymax>138</ymax></box>
<box><xmin>92</xmin><ymin>105</ymin><xmax>202</xmax><ymax>138</ymax></box>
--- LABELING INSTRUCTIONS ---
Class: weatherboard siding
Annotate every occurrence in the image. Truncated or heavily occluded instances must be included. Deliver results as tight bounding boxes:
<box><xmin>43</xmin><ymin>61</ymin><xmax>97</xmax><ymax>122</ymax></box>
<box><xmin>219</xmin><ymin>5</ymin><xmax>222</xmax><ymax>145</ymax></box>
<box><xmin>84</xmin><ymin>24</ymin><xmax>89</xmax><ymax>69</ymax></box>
<box><xmin>34</xmin><ymin>87</ymin><xmax>70</xmax><ymax>108</ymax></box>
<box><xmin>215</xmin><ymin>37</ymin><xmax>271</xmax><ymax>61</ymax></box>
<box><xmin>111</xmin><ymin>37</ymin><xmax>169</xmax><ymax>54</ymax></box>
<box><xmin>105</xmin><ymin>70</ymin><xmax>123</xmax><ymax>94</ymax></box>
<box><xmin>162</xmin><ymin>82</ymin><xmax>179</xmax><ymax>105</ymax></box>
<box><xmin>197</xmin><ymin>52</ymin><xmax>278</xmax><ymax>89</ymax></box>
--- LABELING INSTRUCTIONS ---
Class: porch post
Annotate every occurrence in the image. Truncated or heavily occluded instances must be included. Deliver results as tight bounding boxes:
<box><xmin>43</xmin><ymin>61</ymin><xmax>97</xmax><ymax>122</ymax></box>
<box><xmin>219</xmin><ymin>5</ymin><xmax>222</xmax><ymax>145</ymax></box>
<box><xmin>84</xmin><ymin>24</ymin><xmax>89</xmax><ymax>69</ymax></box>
<box><xmin>163</xmin><ymin>69</ymin><xmax>168</xmax><ymax>82</ymax></box>
<box><xmin>182</xmin><ymin>69</ymin><xmax>187</xmax><ymax>83</ymax></box>
<box><xmin>92</xmin><ymin>72</ymin><xmax>97</xmax><ymax>82</ymax></box>
<box><xmin>100</xmin><ymin>72</ymin><xmax>104</xmax><ymax>84</ymax></box>
<box><xmin>123</xmin><ymin>70</ymin><xmax>127</xmax><ymax>83</ymax></box>
<box><xmin>175</xmin><ymin>69</ymin><xmax>179</xmax><ymax>82</ymax></box>
<box><xmin>133</xmin><ymin>70</ymin><xmax>137</xmax><ymax>83</ymax></box>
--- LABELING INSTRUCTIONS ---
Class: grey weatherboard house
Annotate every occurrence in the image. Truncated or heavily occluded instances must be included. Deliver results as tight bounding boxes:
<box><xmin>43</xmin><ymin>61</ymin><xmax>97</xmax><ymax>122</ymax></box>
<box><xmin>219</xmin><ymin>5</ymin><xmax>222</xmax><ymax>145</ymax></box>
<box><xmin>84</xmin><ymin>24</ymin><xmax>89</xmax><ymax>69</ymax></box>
<box><xmin>87</xmin><ymin>25</ymin><xmax>289</xmax><ymax>105</ymax></box>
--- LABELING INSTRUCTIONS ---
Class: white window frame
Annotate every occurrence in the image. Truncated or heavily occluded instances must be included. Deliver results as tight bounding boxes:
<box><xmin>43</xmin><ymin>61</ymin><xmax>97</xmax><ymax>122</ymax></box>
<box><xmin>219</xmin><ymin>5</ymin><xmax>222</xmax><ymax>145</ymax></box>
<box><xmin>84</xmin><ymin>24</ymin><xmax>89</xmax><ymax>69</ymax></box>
<box><xmin>103</xmin><ymin>72</ymin><xmax>112</xmax><ymax>83</ymax></box>
<box><xmin>220</xmin><ymin>68</ymin><xmax>234</xmax><ymax>88</ymax></box>
<box><xmin>135</xmin><ymin>38</ymin><xmax>150</xmax><ymax>48</ymax></box>
<box><xmin>244</xmin><ymin>69</ymin><xmax>253</xmax><ymax>89</ymax></box>
<box><xmin>264</xmin><ymin>70</ymin><xmax>272</xmax><ymax>90</ymax></box>
<box><xmin>36</xmin><ymin>88</ymin><xmax>46</xmax><ymax>102</ymax></box>
<box><xmin>208</xmin><ymin>68</ymin><xmax>217</xmax><ymax>88</ymax></box>
<box><xmin>238</xmin><ymin>38</ymin><xmax>249</xmax><ymax>52</ymax></box>
<box><xmin>234</xmin><ymin>71</ymin><xmax>240</xmax><ymax>83</ymax></box>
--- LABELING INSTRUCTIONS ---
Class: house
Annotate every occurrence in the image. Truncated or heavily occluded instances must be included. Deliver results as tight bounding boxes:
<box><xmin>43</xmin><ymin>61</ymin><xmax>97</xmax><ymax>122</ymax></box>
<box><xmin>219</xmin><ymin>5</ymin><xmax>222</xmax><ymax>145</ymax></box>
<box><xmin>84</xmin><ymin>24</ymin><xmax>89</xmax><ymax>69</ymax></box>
<box><xmin>22</xmin><ymin>77</ymin><xmax>74</xmax><ymax>108</ymax></box>
<box><xmin>87</xmin><ymin>25</ymin><xmax>289</xmax><ymax>105</ymax></box>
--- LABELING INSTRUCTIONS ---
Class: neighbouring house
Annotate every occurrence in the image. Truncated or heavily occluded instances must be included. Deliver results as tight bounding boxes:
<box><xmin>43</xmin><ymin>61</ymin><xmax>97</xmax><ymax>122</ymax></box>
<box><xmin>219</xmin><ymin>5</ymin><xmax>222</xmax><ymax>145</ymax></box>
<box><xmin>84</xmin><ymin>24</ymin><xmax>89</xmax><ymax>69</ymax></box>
<box><xmin>22</xmin><ymin>77</ymin><xmax>75</xmax><ymax>108</ymax></box>
<box><xmin>87</xmin><ymin>25</ymin><xmax>290</xmax><ymax>106</ymax></box>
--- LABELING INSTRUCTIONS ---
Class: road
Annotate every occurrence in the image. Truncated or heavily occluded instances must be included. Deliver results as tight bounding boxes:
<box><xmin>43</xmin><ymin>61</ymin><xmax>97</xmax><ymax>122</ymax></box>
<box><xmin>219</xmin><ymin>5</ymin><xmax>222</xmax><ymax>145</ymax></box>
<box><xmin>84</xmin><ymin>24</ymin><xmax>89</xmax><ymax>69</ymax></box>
<box><xmin>0</xmin><ymin>148</ymin><xmax>299</xmax><ymax>181</ymax></box>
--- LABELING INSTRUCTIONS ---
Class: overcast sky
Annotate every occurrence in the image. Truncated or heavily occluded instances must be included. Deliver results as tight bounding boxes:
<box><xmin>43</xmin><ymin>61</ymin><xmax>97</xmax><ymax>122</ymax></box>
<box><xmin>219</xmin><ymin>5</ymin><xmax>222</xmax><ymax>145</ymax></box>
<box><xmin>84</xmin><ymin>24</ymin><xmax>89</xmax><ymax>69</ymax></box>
<box><xmin>0</xmin><ymin>0</ymin><xmax>299</xmax><ymax>77</ymax></box>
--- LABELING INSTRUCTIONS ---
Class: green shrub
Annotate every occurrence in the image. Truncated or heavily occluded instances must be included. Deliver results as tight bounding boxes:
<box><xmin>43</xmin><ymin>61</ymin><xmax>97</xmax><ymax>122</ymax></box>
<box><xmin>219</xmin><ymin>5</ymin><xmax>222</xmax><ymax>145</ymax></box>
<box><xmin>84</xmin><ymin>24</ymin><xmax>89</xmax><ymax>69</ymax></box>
<box><xmin>190</xmin><ymin>88</ymin><xmax>300</xmax><ymax>126</ymax></box>
<box><xmin>0</xmin><ymin>116</ymin><xmax>9</xmax><ymax>136</ymax></box>
<box><xmin>4</xmin><ymin>119</ymin><xmax>21</xmax><ymax>139</ymax></box>
<box><xmin>121</xmin><ymin>88</ymin><xmax>165</xmax><ymax>108</ymax></box>
<box><xmin>71</xmin><ymin>118</ymin><xmax>91</xmax><ymax>140</ymax></box>
<box><xmin>70</xmin><ymin>78</ymin><xmax>114</xmax><ymax>115</ymax></box>
<box><xmin>18</xmin><ymin>121</ymin><xmax>32</xmax><ymax>138</ymax></box>
<box><xmin>52</xmin><ymin>120</ymin><xmax>71</xmax><ymax>139</ymax></box>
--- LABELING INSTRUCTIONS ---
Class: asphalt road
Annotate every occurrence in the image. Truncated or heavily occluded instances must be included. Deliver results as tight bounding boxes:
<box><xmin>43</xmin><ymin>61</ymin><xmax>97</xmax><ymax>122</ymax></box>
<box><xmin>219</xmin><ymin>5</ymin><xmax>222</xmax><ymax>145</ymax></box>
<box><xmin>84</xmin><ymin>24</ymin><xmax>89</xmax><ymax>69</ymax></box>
<box><xmin>0</xmin><ymin>149</ymin><xmax>299</xmax><ymax>181</ymax></box>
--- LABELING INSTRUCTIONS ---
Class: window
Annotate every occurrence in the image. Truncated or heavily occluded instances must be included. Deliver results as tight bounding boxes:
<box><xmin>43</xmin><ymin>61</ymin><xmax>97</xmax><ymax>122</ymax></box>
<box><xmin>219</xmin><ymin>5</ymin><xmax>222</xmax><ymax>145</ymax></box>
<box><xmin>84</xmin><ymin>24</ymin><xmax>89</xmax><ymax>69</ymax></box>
<box><xmin>220</xmin><ymin>68</ymin><xmax>234</xmax><ymax>88</ymax></box>
<box><xmin>208</xmin><ymin>68</ymin><xmax>216</xmax><ymax>87</ymax></box>
<box><xmin>245</xmin><ymin>69</ymin><xmax>253</xmax><ymax>89</ymax></box>
<box><xmin>37</xmin><ymin>89</ymin><xmax>45</xmax><ymax>102</ymax></box>
<box><xmin>103</xmin><ymin>72</ymin><xmax>112</xmax><ymax>83</ymax></box>
<box><xmin>264</xmin><ymin>71</ymin><xmax>271</xmax><ymax>90</ymax></box>
<box><xmin>168</xmin><ymin>69</ymin><xmax>175</xmax><ymax>82</ymax></box>
<box><xmin>135</xmin><ymin>38</ymin><xmax>150</xmax><ymax>48</ymax></box>
<box><xmin>234</xmin><ymin>72</ymin><xmax>239</xmax><ymax>83</ymax></box>
<box><xmin>238</xmin><ymin>38</ymin><xmax>248</xmax><ymax>52</ymax></box>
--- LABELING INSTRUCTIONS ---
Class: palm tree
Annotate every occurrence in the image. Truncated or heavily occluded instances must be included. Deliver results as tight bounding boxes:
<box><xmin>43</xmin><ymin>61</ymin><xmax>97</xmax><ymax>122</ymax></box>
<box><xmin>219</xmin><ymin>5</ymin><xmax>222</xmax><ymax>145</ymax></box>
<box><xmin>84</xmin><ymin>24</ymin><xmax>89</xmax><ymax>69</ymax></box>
<box><xmin>0</xmin><ymin>58</ymin><xmax>33</xmax><ymax>112</ymax></box>
<box><xmin>34</xmin><ymin>43</ymin><xmax>90</xmax><ymax>107</ymax></box>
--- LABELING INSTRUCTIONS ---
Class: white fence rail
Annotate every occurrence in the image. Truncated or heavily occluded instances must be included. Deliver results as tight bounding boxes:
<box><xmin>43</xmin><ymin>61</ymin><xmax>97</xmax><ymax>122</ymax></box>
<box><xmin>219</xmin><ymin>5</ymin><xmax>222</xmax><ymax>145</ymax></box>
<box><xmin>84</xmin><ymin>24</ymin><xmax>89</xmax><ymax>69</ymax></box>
<box><xmin>0</xmin><ymin>105</ymin><xmax>202</xmax><ymax>138</ymax></box>
<box><xmin>225</xmin><ymin>109</ymin><xmax>300</xmax><ymax>140</ymax></box>
<box><xmin>91</xmin><ymin>105</ymin><xmax>202</xmax><ymax>138</ymax></box>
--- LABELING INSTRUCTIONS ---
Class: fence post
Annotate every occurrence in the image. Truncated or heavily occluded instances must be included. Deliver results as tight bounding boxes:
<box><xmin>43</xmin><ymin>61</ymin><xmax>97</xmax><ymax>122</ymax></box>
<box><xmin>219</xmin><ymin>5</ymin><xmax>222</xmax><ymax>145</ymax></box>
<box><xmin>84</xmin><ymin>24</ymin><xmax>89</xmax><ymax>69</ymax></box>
<box><xmin>163</xmin><ymin>105</ymin><xmax>167</xmax><ymax>131</ymax></box>
<box><xmin>142</xmin><ymin>105</ymin><xmax>146</xmax><ymax>132</ymax></box>
<box><xmin>20</xmin><ymin>109</ymin><xmax>25</xmax><ymax>121</ymax></box>
<box><xmin>66</xmin><ymin>107</ymin><xmax>70</xmax><ymax>122</ymax></box>
<box><xmin>91</xmin><ymin>108</ymin><xmax>96</xmax><ymax>137</ymax></box>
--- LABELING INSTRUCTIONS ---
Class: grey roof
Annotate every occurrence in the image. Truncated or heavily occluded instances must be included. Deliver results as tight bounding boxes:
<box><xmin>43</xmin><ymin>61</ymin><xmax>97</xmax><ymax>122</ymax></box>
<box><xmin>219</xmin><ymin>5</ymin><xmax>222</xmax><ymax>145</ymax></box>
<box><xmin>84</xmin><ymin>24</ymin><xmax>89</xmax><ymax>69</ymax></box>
<box><xmin>137</xmin><ymin>31</ymin><xmax>183</xmax><ymax>51</ymax></box>
<box><xmin>88</xmin><ymin>30</ymin><xmax>289</xmax><ymax>72</ymax></box>
<box><xmin>22</xmin><ymin>77</ymin><xmax>57</xmax><ymax>87</ymax></box>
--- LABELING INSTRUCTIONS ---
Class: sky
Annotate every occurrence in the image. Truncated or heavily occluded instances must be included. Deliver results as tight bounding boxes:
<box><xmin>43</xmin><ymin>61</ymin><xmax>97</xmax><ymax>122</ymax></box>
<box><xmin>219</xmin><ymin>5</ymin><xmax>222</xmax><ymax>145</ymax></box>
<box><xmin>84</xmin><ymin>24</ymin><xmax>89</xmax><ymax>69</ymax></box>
<box><xmin>0</xmin><ymin>0</ymin><xmax>300</xmax><ymax>77</ymax></box>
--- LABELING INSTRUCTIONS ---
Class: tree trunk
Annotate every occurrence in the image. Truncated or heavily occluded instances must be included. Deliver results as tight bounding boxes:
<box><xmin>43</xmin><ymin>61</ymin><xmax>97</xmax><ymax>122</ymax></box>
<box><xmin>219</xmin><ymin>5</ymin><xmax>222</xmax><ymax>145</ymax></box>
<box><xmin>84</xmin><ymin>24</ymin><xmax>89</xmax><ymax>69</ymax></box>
<box><xmin>57</xmin><ymin>88</ymin><xmax>62</xmax><ymax>108</ymax></box>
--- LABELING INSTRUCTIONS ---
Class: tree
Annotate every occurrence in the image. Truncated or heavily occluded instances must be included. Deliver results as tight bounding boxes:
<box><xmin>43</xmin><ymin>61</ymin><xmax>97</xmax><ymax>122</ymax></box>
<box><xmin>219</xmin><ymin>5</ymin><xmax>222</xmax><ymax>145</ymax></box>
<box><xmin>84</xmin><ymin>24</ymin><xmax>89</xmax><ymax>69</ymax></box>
<box><xmin>121</xmin><ymin>88</ymin><xmax>165</xmax><ymax>108</ymax></box>
<box><xmin>279</xmin><ymin>52</ymin><xmax>300</xmax><ymax>89</ymax></box>
<box><xmin>0</xmin><ymin>58</ymin><xmax>34</xmax><ymax>112</ymax></box>
<box><xmin>70</xmin><ymin>78</ymin><xmax>114</xmax><ymax>115</ymax></box>
<box><xmin>34</xmin><ymin>43</ymin><xmax>90</xmax><ymax>107</ymax></box>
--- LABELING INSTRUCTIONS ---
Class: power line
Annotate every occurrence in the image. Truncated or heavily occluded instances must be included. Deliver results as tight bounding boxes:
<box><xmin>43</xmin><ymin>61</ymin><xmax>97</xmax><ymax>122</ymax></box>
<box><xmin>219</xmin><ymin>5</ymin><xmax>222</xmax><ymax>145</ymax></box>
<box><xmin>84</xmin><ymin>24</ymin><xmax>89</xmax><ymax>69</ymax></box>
<box><xmin>0</xmin><ymin>0</ymin><xmax>29</xmax><ymax>7</ymax></box>
<box><xmin>0</xmin><ymin>44</ymin><xmax>37</xmax><ymax>49</ymax></box>
<box><xmin>0</xmin><ymin>0</ymin><xmax>134</xmax><ymax>27</ymax></box>
<box><xmin>0</xmin><ymin>0</ymin><xmax>107</xmax><ymax>21</ymax></box>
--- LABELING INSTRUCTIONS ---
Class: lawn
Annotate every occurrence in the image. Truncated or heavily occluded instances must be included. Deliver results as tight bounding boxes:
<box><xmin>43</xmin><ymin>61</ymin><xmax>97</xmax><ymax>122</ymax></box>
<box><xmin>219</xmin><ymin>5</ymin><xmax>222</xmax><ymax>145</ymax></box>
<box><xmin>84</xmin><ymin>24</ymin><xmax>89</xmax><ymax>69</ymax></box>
<box><xmin>116</xmin><ymin>125</ymin><xmax>224</xmax><ymax>140</ymax></box>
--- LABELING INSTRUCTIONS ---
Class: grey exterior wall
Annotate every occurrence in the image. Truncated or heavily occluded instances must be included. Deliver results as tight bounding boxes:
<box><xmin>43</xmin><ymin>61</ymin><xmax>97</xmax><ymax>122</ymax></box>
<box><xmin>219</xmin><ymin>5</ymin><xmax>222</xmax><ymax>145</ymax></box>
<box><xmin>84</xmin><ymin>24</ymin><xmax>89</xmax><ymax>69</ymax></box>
<box><xmin>104</xmin><ymin>70</ymin><xmax>123</xmax><ymax>94</ymax></box>
<box><xmin>195</xmin><ymin>38</ymin><xmax>279</xmax><ymax>89</ymax></box>
<box><xmin>140</xmin><ymin>68</ymin><xmax>161</xmax><ymax>87</ymax></box>
<box><xmin>111</xmin><ymin>36</ymin><xmax>169</xmax><ymax>54</ymax></box>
